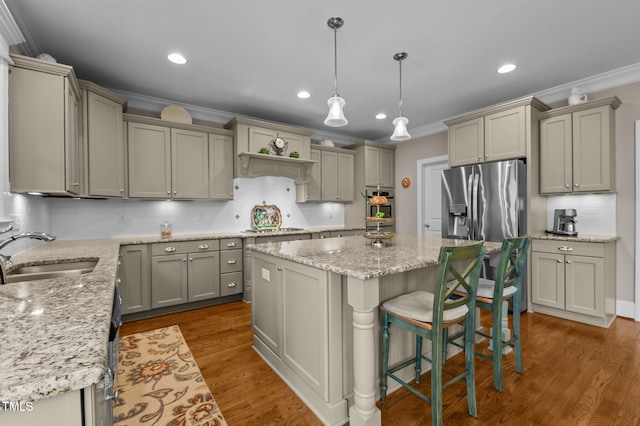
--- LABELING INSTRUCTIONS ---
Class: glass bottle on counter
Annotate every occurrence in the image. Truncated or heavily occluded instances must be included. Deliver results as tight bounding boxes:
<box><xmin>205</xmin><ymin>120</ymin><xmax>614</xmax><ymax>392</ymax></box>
<box><xmin>160</xmin><ymin>221</ymin><xmax>173</xmax><ymax>239</ymax></box>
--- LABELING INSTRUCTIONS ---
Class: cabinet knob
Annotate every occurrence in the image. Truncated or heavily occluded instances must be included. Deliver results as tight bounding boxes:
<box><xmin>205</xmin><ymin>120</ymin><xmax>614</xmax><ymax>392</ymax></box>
<box><xmin>574</xmin><ymin>183</ymin><xmax>579</xmax><ymax>187</ymax></box>
<box><xmin>116</xmin><ymin>278</ymin><xmax>121</xmax><ymax>283</ymax></box>
<box><xmin>277</xmin><ymin>266</ymin><xmax>283</xmax><ymax>271</ymax></box>
<box><xmin>198</xmin><ymin>244</ymin><xmax>209</xmax><ymax>250</ymax></box>
<box><xmin>485</xmin><ymin>154</ymin><xmax>489</xmax><ymax>158</ymax></box>
<box><xmin>189</xmin><ymin>257</ymin><xmax>193</xmax><ymax>261</ymax></box>
<box><xmin>173</xmin><ymin>190</ymin><xmax>177</xmax><ymax>195</ymax></box>
<box><xmin>164</xmin><ymin>247</ymin><xmax>176</xmax><ymax>253</ymax></box>
<box><xmin>566</xmin><ymin>260</ymin><xmax>571</xmax><ymax>264</ymax></box>
<box><xmin>228</xmin><ymin>282</ymin><xmax>237</xmax><ymax>288</ymax></box>
<box><xmin>183</xmin><ymin>258</ymin><xmax>187</xmax><ymax>262</ymax></box>
<box><xmin>120</xmin><ymin>189</ymin><xmax>124</xmax><ymax>193</ymax></box>
<box><xmin>227</xmin><ymin>259</ymin><xmax>237</xmax><ymax>264</ymax></box>
<box><xmin>167</xmin><ymin>191</ymin><xmax>171</xmax><ymax>195</ymax></box>
<box><xmin>557</xmin><ymin>259</ymin><xmax>562</xmax><ymax>263</ymax></box>
<box><xmin>565</xmin><ymin>184</ymin><xmax>570</xmax><ymax>188</ymax></box>
<box><xmin>478</xmin><ymin>156</ymin><xmax>481</xmax><ymax>159</ymax></box>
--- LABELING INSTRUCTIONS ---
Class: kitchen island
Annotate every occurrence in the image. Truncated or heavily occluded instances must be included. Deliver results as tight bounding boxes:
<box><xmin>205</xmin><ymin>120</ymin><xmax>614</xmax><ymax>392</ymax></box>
<box><xmin>248</xmin><ymin>235</ymin><xmax>501</xmax><ymax>426</ymax></box>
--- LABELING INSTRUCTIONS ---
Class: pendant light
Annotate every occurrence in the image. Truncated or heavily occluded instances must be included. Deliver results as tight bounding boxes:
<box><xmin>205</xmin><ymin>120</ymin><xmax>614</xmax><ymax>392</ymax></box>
<box><xmin>324</xmin><ymin>17</ymin><xmax>348</xmax><ymax>127</ymax></box>
<box><xmin>391</xmin><ymin>52</ymin><xmax>411</xmax><ymax>141</ymax></box>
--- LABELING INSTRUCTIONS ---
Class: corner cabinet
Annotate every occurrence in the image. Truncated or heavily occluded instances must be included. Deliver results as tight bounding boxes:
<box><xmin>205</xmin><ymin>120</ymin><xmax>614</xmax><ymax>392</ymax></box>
<box><xmin>125</xmin><ymin>114</ymin><xmax>234</xmax><ymax>200</ymax></box>
<box><xmin>530</xmin><ymin>238</ymin><xmax>616</xmax><ymax>327</ymax></box>
<box><xmin>539</xmin><ymin>97</ymin><xmax>620</xmax><ymax>194</ymax></box>
<box><xmin>79</xmin><ymin>80</ymin><xmax>127</xmax><ymax>198</ymax></box>
<box><xmin>8</xmin><ymin>53</ymin><xmax>82</xmax><ymax>195</ymax></box>
<box><xmin>444</xmin><ymin>96</ymin><xmax>550</xmax><ymax>167</ymax></box>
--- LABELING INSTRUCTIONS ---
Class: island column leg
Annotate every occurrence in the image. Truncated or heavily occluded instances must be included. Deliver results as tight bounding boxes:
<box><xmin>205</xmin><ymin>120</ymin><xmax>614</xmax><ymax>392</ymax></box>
<box><xmin>347</xmin><ymin>276</ymin><xmax>381</xmax><ymax>426</ymax></box>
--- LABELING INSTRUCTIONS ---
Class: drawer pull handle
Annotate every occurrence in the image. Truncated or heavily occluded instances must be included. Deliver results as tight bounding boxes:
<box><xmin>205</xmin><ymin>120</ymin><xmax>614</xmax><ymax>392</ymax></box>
<box><xmin>226</xmin><ymin>242</ymin><xmax>237</xmax><ymax>247</ymax></box>
<box><xmin>227</xmin><ymin>259</ymin><xmax>237</xmax><ymax>264</ymax></box>
<box><xmin>164</xmin><ymin>247</ymin><xmax>176</xmax><ymax>253</ymax></box>
<box><xmin>199</xmin><ymin>244</ymin><xmax>209</xmax><ymax>250</ymax></box>
<box><xmin>558</xmin><ymin>246</ymin><xmax>573</xmax><ymax>252</ymax></box>
<box><xmin>228</xmin><ymin>282</ymin><xmax>237</xmax><ymax>288</ymax></box>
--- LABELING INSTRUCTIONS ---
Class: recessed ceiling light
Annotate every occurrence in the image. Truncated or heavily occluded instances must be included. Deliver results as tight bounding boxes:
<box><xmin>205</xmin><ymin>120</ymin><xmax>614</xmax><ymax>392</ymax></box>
<box><xmin>497</xmin><ymin>63</ymin><xmax>517</xmax><ymax>74</ymax></box>
<box><xmin>375</xmin><ymin>113</ymin><xmax>387</xmax><ymax>120</ymax></box>
<box><xmin>167</xmin><ymin>53</ymin><xmax>187</xmax><ymax>65</ymax></box>
<box><xmin>297</xmin><ymin>90</ymin><xmax>311</xmax><ymax>99</ymax></box>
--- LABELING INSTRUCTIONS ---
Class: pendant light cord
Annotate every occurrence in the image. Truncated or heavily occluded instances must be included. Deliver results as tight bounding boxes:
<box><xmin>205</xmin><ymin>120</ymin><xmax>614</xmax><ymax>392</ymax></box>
<box><xmin>333</xmin><ymin>26</ymin><xmax>339</xmax><ymax>96</ymax></box>
<box><xmin>398</xmin><ymin>58</ymin><xmax>403</xmax><ymax>117</ymax></box>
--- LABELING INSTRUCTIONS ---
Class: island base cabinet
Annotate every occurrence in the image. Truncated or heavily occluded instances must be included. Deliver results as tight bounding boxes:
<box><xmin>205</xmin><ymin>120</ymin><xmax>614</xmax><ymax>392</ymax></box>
<box><xmin>531</xmin><ymin>239</ymin><xmax>616</xmax><ymax>327</ymax></box>
<box><xmin>251</xmin><ymin>252</ymin><xmax>348</xmax><ymax>426</ymax></box>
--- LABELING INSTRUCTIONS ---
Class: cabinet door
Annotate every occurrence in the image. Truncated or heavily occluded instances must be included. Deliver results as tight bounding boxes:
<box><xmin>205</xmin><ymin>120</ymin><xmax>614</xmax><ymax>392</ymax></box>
<box><xmin>378</xmin><ymin>148</ymin><xmax>394</xmax><ymax>188</ymax></box>
<box><xmin>281</xmin><ymin>260</ymin><xmax>330</xmax><ymax>399</ymax></box>
<box><xmin>128</xmin><ymin>122</ymin><xmax>171</xmax><ymax>198</ymax></box>
<box><xmin>305</xmin><ymin>148</ymin><xmax>322</xmax><ymax>201</ymax></box>
<box><xmin>531</xmin><ymin>251</ymin><xmax>565</xmax><ymax>309</ymax></box>
<box><xmin>86</xmin><ymin>91</ymin><xmax>124</xmax><ymax>197</ymax></box>
<box><xmin>171</xmin><ymin>128</ymin><xmax>209</xmax><ymax>199</ymax></box>
<box><xmin>151</xmin><ymin>254</ymin><xmax>188</xmax><ymax>308</ymax></box>
<box><xmin>540</xmin><ymin>114</ymin><xmax>572</xmax><ymax>194</ymax></box>
<box><xmin>248</xmin><ymin>126</ymin><xmax>278</xmax><ymax>153</ymax></box>
<box><xmin>337</xmin><ymin>152</ymin><xmax>355</xmax><ymax>201</ymax></box>
<box><xmin>572</xmin><ymin>105</ymin><xmax>612</xmax><ymax>192</ymax></box>
<box><xmin>484</xmin><ymin>106</ymin><xmax>526</xmax><ymax>162</ymax></box>
<box><xmin>565</xmin><ymin>255</ymin><xmax>605</xmax><ymax>317</ymax></box>
<box><xmin>209</xmin><ymin>134</ymin><xmax>234</xmax><ymax>199</ymax></box>
<box><xmin>448</xmin><ymin>118</ymin><xmax>484</xmax><ymax>167</ymax></box>
<box><xmin>65</xmin><ymin>78</ymin><xmax>82</xmax><ymax>195</ymax></box>
<box><xmin>188</xmin><ymin>251</ymin><xmax>220</xmax><ymax>301</ymax></box>
<box><xmin>321</xmin><ymin>151</ymin><xmax>339</xmax><ymax>201</ymax></box>
<box><xmin>364</xmin><ymin>146</ymin><xmax>380</xmax><ymax>187</ymax></box>
<box><xmin>119</xmin><ymin>245</ymin><xmax>151</xmax><ymax>314</ymax></box>
<box><xmin>252</xmin><ymin>255</ymin><xmax>283</xmax><ymax>355</ymax></box>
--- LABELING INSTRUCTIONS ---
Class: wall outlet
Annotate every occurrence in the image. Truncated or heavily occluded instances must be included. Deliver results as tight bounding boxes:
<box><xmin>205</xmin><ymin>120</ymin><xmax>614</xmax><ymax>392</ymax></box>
<box><xmin>261</xmin><ymin>268</ymin><xmax>270</xmax><ymax>282</ymax></box>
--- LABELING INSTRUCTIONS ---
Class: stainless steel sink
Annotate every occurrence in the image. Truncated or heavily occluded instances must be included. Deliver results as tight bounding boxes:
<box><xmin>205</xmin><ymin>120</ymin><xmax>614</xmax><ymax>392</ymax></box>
<box><xmin>3</xmin><ymin>260</ymin><xmax>98</xmax><ymax>283</ymax></box>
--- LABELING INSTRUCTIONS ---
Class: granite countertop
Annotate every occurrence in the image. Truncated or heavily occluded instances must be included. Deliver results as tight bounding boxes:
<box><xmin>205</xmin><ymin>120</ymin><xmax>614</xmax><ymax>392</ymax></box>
<box><xmin>0</xmin><ymin>226</ymin><xmax>363</xmax><ymax>402</ymax></box>
<box><xmin>530</xmin><ymin>233</ymin><xmax>619</xmax><ymax>243</ymax></box>
<box><xmin>247</xmin><ymin>235</ymin><xmax>502</xmax><ymax>280</ymax></box>
<box><xmin>0</xmin><ymin>239</ymin><xmax>121</xmax><ymax>402</ymax></box>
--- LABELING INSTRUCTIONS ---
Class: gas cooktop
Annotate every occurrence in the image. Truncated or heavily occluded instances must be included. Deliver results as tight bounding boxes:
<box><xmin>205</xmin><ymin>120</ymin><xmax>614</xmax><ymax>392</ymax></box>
<box><xmin>244</xmin><ymin>227</ymin><xmax>307</xmax><ymax>234</ymax></box>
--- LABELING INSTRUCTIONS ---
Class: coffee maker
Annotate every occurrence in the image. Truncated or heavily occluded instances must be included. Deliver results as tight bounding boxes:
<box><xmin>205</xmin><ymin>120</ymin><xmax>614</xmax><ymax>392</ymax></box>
<box><xmin>551</xmin><ymin>209</ymin><xmax>578</xmax><ymax>236</ymax></box>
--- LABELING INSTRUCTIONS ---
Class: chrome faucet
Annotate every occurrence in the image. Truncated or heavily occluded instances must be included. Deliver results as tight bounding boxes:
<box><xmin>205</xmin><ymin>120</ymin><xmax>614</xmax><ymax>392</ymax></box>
<box><xmin>0</xmin><ymin>232</ymin><xmax>57</xmax><ymax>262</ymax></box>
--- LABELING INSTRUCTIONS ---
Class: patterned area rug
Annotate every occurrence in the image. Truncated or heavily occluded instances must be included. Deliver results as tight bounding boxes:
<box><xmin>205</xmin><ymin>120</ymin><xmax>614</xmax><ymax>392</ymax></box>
<box><xmin>114</xmin><ymin>325</ymin><xmax>227</xmax><ymax>426</ymax></box>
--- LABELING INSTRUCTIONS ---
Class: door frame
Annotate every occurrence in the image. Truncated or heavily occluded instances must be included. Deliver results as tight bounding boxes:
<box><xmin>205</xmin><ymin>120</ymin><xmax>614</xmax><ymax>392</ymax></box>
<box><xmin>416</xmin><ymin>155</ymin><xmax>448</xmax><ymax>237</ymax></box>
<box><xmin>635</xmin><ymin>121</ymin><xmax>640</xmax><ymax>321</ymax></box>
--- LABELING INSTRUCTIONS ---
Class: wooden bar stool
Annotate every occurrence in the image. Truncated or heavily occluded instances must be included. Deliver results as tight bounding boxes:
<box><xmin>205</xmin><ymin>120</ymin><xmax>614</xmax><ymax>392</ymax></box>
<box><xmin>380</xmin><ymin>242</ymin><xmax>485</xmax><ymax>426</ymax></box>
<box><xmin>446</xmin><ymin>236</ymin><xmax>530</xmax><ymax>392</ymax></box>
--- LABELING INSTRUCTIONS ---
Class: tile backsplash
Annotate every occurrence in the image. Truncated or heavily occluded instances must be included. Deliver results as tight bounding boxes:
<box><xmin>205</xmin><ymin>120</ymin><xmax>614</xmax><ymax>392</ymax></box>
<box><xmin>546</xmin><ymin>193</ymin><xmax>616</xmax><ymax>234</ymax></box>
<box><xmin>45</xmin><ymin>176</ymin><xmax>344</xmax><ymax>240</ymax></box>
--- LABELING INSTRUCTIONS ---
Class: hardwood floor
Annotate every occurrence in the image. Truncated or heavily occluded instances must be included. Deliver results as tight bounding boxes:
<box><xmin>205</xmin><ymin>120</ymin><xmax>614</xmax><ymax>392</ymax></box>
<box><xmin>120</xmin><ymin>301</ymin><xmax>640</xmax><ymax>425</ymax></box>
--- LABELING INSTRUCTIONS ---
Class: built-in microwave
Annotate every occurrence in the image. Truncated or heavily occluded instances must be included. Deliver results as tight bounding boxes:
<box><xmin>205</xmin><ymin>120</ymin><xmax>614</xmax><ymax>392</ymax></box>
<box><xmin>365</xmin><ymin>188</ymin><xmax>394</xmax><ymax>231</ymax></box>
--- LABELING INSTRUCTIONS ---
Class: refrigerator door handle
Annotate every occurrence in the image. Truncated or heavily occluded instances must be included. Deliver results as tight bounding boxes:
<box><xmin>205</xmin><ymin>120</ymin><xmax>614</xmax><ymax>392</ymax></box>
<box><xmin>467</xmin><ymin>172</ymin><xmax>474</xmax><ymax>240</ymax></box>
<box><xmin>472</xmin><ymin>172</ymin><xmax>480</xmax><ymax>240</ymax></box>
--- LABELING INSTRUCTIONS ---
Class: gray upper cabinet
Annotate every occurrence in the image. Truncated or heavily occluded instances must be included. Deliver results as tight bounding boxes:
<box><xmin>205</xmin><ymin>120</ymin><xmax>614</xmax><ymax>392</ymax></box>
<box><xmin>79</xmin><ymin>80</ymin><xmax>127</xmax><ymax>198</ymax></box>
<box><xmin>364</xmin><ymin>145</ymin><xmax>394</xmax><ymax>188</ymax></box>
<box><xmin>209</xmin><ymin>134</ymin><xmax>234</xmax><ymax>200</ymax></box>
<box><xmin>539</xmin><ymin>97</ymin><xmax>620</xmax><ymax>194</ymax></box>
<box><xmin>125</xmin><ymin>114</ymin><xmax>234</xmax><ymax>200</ymax></box>
<box><xmin>321</xmin><ymin>150</ymin><xmax>354</xmax><ymax>202</ymax></box>
<box><xmin>9</xmin><ymin>53</ymin><xmax>82</xmax><ymax>195</ymax></box>
<box><xmin>444</xmin><ymin>96</ymin><xmax>550</xmax><ymax>168</ymax></box>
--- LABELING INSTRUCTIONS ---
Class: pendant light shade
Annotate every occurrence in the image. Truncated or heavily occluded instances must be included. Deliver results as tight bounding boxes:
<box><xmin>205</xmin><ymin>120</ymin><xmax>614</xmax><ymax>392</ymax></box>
<box><xmin>391</xmin><ymin>52</ymin><xmax>411</xmax><ymax>141</ymax></box>
<box><xmin>324</xmin><ymin>17</ymin><xmax>347</xmax><ymax>127</ymax></box>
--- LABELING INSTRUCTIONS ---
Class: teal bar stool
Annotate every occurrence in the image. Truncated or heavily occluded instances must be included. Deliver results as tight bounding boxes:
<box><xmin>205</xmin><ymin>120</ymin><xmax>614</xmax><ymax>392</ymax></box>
<box><xmin>380</xmin><ymin>242</ymin><xmax>485</xmax><ymax>426</ymax></box>
<box><xmin>446</xmin><ymin>236</ymin><xmax>530</xmax><ymax>392</ymax></box>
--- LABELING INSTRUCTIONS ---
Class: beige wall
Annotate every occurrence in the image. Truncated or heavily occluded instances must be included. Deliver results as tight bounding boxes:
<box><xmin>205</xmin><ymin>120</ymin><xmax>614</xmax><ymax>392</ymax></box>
<box><xmin>394</xmin><ymin>131</ymin><xmax>447</xmax><ymax>235</ymax></box>
<box><xmin>394</xmin><ymin>82</ymin><xmax>640</xmax><ymax>307</ymax></box>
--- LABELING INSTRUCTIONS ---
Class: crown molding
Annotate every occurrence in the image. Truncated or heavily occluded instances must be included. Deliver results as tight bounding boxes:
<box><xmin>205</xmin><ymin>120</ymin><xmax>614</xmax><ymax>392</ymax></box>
<box><xmin>0</xmin><ymin>1</ymin><xmax>24</xmax><ymax>62</ymax></box>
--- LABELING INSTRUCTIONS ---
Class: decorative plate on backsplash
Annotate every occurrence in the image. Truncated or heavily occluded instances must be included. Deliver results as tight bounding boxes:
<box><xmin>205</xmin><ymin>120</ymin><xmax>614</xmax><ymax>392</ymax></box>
<box><xmin>251</xmin><ymin>205</ymin><xmax>282</xmax><ymax>230</ymax></box>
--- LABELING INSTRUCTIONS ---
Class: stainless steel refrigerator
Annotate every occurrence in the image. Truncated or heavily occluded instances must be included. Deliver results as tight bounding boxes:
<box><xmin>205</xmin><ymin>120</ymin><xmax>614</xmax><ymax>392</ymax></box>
<box><xmin>441</xmin><ymin>159</ymin><xmax>527</xmax><ymax>309</ymax></box>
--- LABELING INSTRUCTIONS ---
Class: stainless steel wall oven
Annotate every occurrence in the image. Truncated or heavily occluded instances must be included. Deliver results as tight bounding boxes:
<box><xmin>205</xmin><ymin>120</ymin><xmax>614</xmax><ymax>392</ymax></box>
<box><xmin>365</xmin><ymin>188</ymin><xmax>395</xmax><ymax>231</ymax></box>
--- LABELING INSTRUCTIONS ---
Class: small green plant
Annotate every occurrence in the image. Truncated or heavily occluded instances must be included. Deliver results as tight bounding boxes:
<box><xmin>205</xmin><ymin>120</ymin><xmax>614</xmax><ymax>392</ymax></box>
<box><xmin>290</xmin><ymin>151</ymin><xmax>300</xmax><ymax>158</ymax></box>
<box><xmin>259</xmin><ymin>147</ymin><xmax>269</xmax><ymax>154</ymax></box>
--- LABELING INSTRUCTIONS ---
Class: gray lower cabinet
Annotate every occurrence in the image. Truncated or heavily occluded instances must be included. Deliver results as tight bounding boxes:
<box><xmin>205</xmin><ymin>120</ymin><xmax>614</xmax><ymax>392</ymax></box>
<box><xmin>220</xmin><ymin>238</ymin><xmax>243</xmax><ymax>297</ymax></box>
<box><xmin>531</xmin><ymin>239</ymin><xmax>616</xmax><ymax>327</ymax></box>
<box><xmin>119</xmin><ymin>245</ymin><xmax>151</xmax><ymax>314</ymax></box>
<box><xmin>150</xmin><ymin>240</ymin><xmax>220</xmax><ymax>308</ymax></box>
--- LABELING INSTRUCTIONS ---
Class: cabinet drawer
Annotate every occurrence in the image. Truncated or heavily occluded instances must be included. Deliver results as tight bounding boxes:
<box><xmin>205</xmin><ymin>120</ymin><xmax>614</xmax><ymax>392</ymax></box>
<box><xmin>254</xmin><ymin>233</ymin><xmax>311</xmax><ymax>244</ymax></box>
<box><xmin>221</xmin><ymin>238</ymin><xmax>242</xmax><ymax>250</ymax></box>
<box><xmin>221</xmin><ymin>272</ymin><xmax>243</xmax><ymax>296</ymax></box>
<box><xmin>532</xmin><ymin>239</ymin><xmax>604</xmax><ymax>257</ymax></box>
<box><xmin>220</xmin><ymin>249</ymin><xmax>243</xmax><ymax>273</ymax></box>
<box><xmin>151</xmin><ymin>239</ymin><xmax>220</xmax><ymax>256</ymax></box>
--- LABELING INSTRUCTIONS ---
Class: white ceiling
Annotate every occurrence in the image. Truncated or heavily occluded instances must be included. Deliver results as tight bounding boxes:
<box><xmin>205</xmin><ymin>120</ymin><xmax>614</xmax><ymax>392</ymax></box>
<box><xmin>5</xmin><ymin>0</ymin><xmax>640</xmax><ymax>142</ymax></box>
